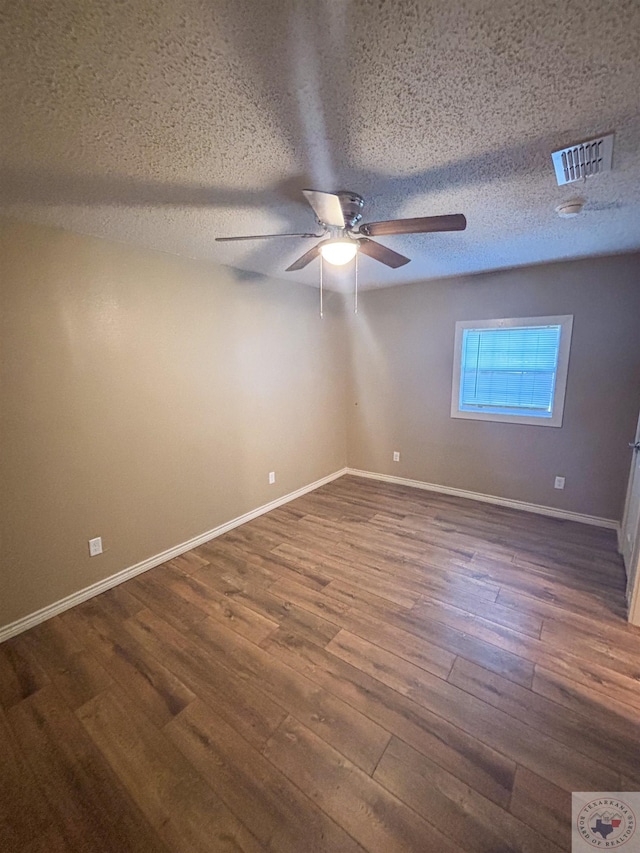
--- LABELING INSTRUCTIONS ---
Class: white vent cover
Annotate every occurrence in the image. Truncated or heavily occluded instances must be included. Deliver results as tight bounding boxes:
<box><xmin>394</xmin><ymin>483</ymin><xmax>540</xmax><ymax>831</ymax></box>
<box><xmin>551</xmin><ymin>134</ymin><xmax>614</xmax><ymax>186</ymax></box>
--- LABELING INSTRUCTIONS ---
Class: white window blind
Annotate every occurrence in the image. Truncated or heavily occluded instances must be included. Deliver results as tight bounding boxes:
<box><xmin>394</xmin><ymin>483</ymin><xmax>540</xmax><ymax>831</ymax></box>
<box><xmin>460</xmin><ymin>325</ymin><xmax>561</xmax><ymax>417</ymax></box>
<box><xmin>451</xmin><ymin>315</ymin><xmax>573</xmax><ymax>427</ymax></box>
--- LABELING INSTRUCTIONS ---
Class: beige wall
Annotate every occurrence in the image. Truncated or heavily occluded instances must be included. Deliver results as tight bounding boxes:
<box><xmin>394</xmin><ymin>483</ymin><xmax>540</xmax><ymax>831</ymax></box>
<box><xmin>0</xmin><ymin>218</ymin><xmax>347</xmax><ymax>628</ymax></box>
<box><xmin>346</xmin><ymin>254</ymin><xmax>640</xmax><ymax>520</ymax></box>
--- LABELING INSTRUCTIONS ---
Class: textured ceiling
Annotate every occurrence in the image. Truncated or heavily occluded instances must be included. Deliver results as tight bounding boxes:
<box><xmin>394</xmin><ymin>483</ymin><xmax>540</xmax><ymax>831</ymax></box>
<box><xmin>1</xmin><ymin>0</ymin><xmax>639</xmax><ymax>291</ymax></box>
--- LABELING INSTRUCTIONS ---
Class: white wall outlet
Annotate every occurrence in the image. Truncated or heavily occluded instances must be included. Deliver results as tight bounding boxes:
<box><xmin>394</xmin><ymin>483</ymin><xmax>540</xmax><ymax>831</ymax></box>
<box><xmin>393</xmin><ymin>451</ymin><xmax>400</xmax><ymax>462</ymax></box>
<box><xmin>554</xmin><ymin>476</ymin><xmax>565</xmax><ymax>490</ymax></box>
<box><xmin>268</xmin><ymin>471</ymin><xmax>276</xmax><ymax>485</ymax></box>
<box><xmin>88</xmin><ymin>536</ymin><xmax>103</xmax><ymax>556</ymax></box>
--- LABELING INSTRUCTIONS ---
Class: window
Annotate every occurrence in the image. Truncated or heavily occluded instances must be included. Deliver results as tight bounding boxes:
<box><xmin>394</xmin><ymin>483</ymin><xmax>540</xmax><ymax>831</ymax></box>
<box><xmin>451</xmin><ymin>315</ymin><xmax>573</xmax><ymax>427</ymax></box>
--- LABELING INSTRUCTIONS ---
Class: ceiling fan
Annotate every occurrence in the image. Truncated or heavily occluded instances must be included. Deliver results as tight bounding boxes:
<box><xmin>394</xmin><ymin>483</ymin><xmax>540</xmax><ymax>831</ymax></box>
<box><xmin>215</xmin><ymin>189</ymin><xmax>467</xmax><ymax>271</ymax></box>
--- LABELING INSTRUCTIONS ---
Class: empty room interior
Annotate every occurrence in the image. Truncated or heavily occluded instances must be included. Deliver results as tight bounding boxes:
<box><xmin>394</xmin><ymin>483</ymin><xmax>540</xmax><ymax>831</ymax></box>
<box><xmin>2</xmin><ymin>1</ymin><xmax>640</xmax><ymax>851</ymax></box>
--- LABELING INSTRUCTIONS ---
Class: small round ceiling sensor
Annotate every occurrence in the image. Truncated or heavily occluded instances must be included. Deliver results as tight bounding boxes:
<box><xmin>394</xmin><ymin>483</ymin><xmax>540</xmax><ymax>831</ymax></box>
<box><xmin>556</xmin><ymin>199</ymin><xmax>585</xmax><ymax>217</ymax></box>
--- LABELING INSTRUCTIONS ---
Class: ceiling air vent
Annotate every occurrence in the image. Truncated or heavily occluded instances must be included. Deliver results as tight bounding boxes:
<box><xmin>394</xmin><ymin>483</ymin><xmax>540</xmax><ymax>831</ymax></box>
<box><xmin>551</xmin><ymin>134</ymin><xmax>614</xmax><ymax>186</ymax></box>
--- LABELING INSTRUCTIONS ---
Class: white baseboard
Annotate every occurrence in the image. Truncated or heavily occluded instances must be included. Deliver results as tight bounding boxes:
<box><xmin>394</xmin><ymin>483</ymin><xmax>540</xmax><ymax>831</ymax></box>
<box><xmin>346</xmin><ymin>468</ymin><xmax>620</xmax><ymax>531</ymax></box>
<box><xmin>0</xmin><ymin>467</ymin><xmax>348</xmax><ymax>644</ymax></box>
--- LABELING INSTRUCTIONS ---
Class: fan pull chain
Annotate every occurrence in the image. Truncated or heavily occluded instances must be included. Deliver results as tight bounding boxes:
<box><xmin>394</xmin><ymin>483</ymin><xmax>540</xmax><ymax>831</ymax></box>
<box><xmin>354</xmin><ymin>251</ymin><xmax>358</xmax><ymax>314</ymax></box>
<box><xmin>319</xmin><ymin>253</ymin><xmax>324</xmax><ymax>319</ymax></box>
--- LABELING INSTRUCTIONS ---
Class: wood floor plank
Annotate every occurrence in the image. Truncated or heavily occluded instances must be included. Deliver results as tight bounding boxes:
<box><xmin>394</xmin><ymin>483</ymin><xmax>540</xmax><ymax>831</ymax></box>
<box><xmin>165</xmin><ymin>551</ymin><xmax>211</xmax><ymax>574</ymax></box>
<box><xmin>77</xmin><ymin>687</ymin><xmax>262</xmax><ymax>852</ymax></box>
<box><xmin>192</xmin><ymin>563</ymin><xmax>341</xmax><ymax>646</ymax></box>
<box><xmin>87</xmin><ymin>584</ymin><xmax>147</xmax><ymax>620</ymax></box>
<box><xmin>50</xmin><ymin>650</ymin><xmax>115</xmax><ymax>712</ymax></box>
<box><xmin>475</xmin><ymin>555</ymin><xmax>628</xmax><ymax>620</ymax></box>
<box><xmin>512</xmin><ymin>556</ymin><xmax>626</xmax><ymax>596</ymax></box>
<box><xmin>498</xmin><ymin>587</ymin><xmax>640</xmax><ymax>648</ymax></box>
<box><xmin>540</xmin><ymin>617</ymin><xmax>640</xmax><ymax>671</ymax></box>
<box><xmin>344</xmin><ymin>606</ymin><xmax>535</xmax><ymax>687</ymax></box>
<box><xmin>263</xmin><ymin>628</ymin><xmax>517</xmax><ymax>808</ymax></box>
<box><xmin>620</xmin><ymin>775</ymin><xmax>640</xmax><ymax>792</ymax></box>
<box><xmin>374</xmin><ymin>736</ymin><xmax>565</xmax><ymax>852</ymax></box>
<box><xmin>0</xmin><ymin>705</ymin><xmax>67</xmax><ymax>853</ymax></box>
<box><xmin>165</xmin><ymin>699</ymin><xmax>366</xmax><ymax>853</ymax></box>
<box><xmin>274</xmin><ymin>539</ymin><xmax>501</xmax><ymax>604</ymax></box>
<box><xmin>59</xmin><ymin>600</ymin><xmax>196</xmax><ymax>728</ymax></box>
<box><xmin>398</xmin><ymin>511</ymin><xmax>517</xmax><ymax>561</ymax></box>
<box><xmin>198</xmin><ymin>543</ymin><xmax>269</xmax><ymax>579</ymax></box>
<box><xmin>170</xmin><ymin>612</ymin><xmax>392</xmax><ymax>774</ymax></box>
<box><xmin>0</xmin><ymin>633</ymin><xmax>50</xmax><ymax>709</ymax></box>
<box><xmin>18</xmin><ymin>826</ymin><xmax>72</xmax><ymax>853</ymax></box>
<box><xmin>147</xmin><ymin>562</ymin><xmax>280</xmax><ymax>644</ymax></box>
<box><xmin>497</xmin><ymin>585</ymin><xmax>633</xmax><ymax>632</ymax></box>
<box><xmin>416</xmin><ymin>588</ymin><xmax>544</xmax><ymax>638</ymax></box>
<box><xmin>353</xmin><ymin>513</ymin><xmax>477</xmax><ymax>566</ymax></box>
<box><xmin>514</xmin><ymin>545</ymin><xmax>626</xmax><ymax>578</ymax></box>
<box><xmin>318</xmin><ymin>564</ymin><xmax>421</xmax><ymax>608</ymax></box>
<box><xmin>325</xmin><ymin>628</ymin><xmax>619</xmax><ymax>793</ymax></box>
<box><xmin>449</xmin><ymin>657</ymin><xmax>640</xmax><ymax>782</ymax></box>
<box><xmin>339</xmin><ymin>602</ymin><xmax>458</xmax><ymax>679</ymax></box>
<box><xmin>411</xmin><ymin>595</ymin><xmax>640</xmax><ymax>708</ymax></box>
<box><xmin>263</xmin><ymin>715</ymin><xmax>465</xmax><ymax>853</ymax></box>
<box><xmin>18</xmin><ymin>613</ymin><xmax>85</xmax><ymax>670</ymax></box>
<box><xmin>198</xmin><ymin>537</ymin><xmax>332</xmax><ymax>591</ymax></box>
<box><xmin>531</xmin><ymin>666</ymin><xmax>640</xmax><ymax>779</ymax></box>
<box><xmin>509</xmin><ymin>766</ymin><xmax>572</xmax><ymax>851</ymax></box>
<box><xmin>411</xmin><ymin>594</ymin><xmax>547</xmax><ymax>653</ymax></box>
<box><xmin>323</xmin><ymin>577</ymin><xmax>413</xmax><ymax>615</ymax></box>
<box><xmin>125</xmin><ymin>572</ymin><xmax>210</xmax><ymax>634</ymax></box>
<box><xmin>124</xmin><ymin>607</ymin><xmax>286</xmax><ymax>749</ymax></box>
<box><xmin>519</xmin><ymin>645</ymin><xmax>638</xmax><ymax>714</ymax></box>
<box><xmin>326</xmin><ymin>628</ymin><xmax>456</xmax><ymax>697</ymax></box>
<box><xmin>268</xmin><ymin>575</ymin><xmax>353</xmax><ymax>624</ymax></box>
<box><xmin>223</xmin><ymin>524</ymin><xmax>284</xmax><ymax>553</ymax></box>
<box><xmin>10</xmin><ymin>611</ymin><xmax>116</xmax><ymax>712</ymax></box>
<box><xmin>8</xmin><ymin>685</ymin><xmax>168</xmax><ymax>853</ymax></box>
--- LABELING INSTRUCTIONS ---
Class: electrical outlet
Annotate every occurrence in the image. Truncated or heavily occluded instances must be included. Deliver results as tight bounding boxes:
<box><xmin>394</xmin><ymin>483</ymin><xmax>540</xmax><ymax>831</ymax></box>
<box><xmin>393</xmin><ymin>451</ymin><xmax>400</xmax><ymax>462</ymax></box>
<box><xmin>268</xmin><ymin>471</ymin><xmax>276</xmax><ymax>485</ymax></box>
<box><xmin>554</xmin><ymin>476</ymin><xmax>565</xmax><ymax>490</ymax></box>
<box><xmin>88</xmin><ymin>537</ymin><xmax>103</xmax><ymax>556</ymax></box>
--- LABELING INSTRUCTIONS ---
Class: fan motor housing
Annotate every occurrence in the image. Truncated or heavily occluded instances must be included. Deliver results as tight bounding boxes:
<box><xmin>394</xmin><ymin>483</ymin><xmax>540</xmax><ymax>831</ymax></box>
<box><xmin>336</xmin><ymin>192</ymin><xmax>364</xmax><ymax>229</ymax></box>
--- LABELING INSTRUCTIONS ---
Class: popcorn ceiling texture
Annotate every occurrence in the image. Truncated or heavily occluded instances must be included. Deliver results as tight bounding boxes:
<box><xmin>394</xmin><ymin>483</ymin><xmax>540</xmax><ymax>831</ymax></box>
<box><xmin>1</xmin><ymin>0</ymin><xmax>639</xmax><ymax>291</ymax></box>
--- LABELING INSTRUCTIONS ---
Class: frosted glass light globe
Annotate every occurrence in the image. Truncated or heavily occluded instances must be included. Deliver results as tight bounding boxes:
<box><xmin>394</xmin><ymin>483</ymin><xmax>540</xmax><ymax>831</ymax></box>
<box><xmin>320</xmin><ymin>239</ymin><xmax>358</xmax><ymax>266</ymax></box>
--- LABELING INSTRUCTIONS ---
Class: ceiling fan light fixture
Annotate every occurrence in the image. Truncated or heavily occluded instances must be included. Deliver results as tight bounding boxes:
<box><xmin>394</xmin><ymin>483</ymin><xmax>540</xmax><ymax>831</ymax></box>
<box><xmin>319</xmin><ymin>239</ymin><xmax>358</xmax><ymax>266</ymax></box>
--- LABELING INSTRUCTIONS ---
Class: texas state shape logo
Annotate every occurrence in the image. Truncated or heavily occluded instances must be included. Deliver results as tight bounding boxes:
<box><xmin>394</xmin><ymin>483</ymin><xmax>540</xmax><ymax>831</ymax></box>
<box><xmin>575</xmin><ymin>796</ymin><xmax>636</xmax><ymax>848</ymax></box>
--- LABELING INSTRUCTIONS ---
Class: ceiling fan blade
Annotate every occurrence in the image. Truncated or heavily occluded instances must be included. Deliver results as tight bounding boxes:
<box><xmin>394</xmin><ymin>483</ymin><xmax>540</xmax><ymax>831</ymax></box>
<box><xmin>216</xmin><ymin>232</ymin><xmax>321</xmax><ymax>242</ymax></box>
<box><xmin>357</xmin><ymin>238</ymin><xmax>410</xmax><ymax>268</ymax></box>
<box><xmin>302</xmin><ymin>189</ymin><xmax>345</xmax><ymax>228</ymax></box>
<box><xmin>359</xmin><ymin>214</ymin><xmax>467</xmax><ymax>237</ymax></box>
<box><xmin>285</xmin><ymin>242</ymin><xmax>323</xmax><ymax>272</ymax></box>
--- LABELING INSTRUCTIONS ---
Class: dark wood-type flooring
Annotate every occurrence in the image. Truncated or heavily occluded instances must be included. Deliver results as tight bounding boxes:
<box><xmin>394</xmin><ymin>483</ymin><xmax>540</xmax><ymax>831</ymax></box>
<box><xmin>2</xmin><ymin>475</ymin><xmax>640</xmax><ymax>852</ymax></box>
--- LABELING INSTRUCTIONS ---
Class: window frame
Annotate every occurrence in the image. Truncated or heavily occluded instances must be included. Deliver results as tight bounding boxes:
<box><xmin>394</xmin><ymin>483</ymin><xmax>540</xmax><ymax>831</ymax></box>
<box><xmin>450</xmin><ymin>315</ymin><xmax>573</xmax><ymax>427</ymax></box>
